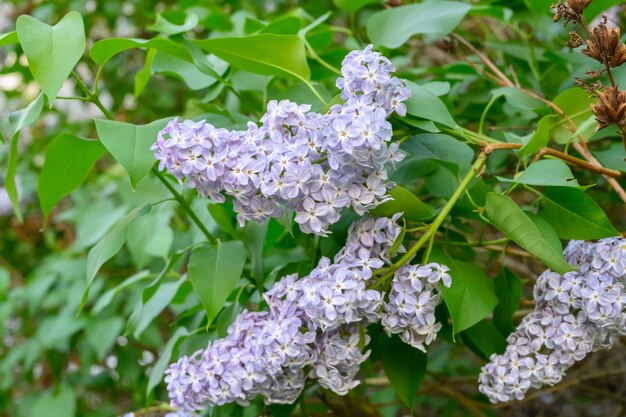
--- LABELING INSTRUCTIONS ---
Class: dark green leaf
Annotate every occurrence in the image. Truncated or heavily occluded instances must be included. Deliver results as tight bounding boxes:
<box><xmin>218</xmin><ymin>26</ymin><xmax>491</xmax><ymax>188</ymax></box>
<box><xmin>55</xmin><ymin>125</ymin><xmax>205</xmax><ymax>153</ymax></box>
<box><xmin>260</xmin><ymin>17</ymin><xmax>301</xmax><ymax>35</ymax></box>
<box><xmin>484</xmin><ymin>193</ymin><xmax>575</xmax><ymax>274</ymax></box>
<box><xmin>383</xmin><ymin>334</ymin><xmax>427</xmax><ymax>408</ymax></box>
<box><xmin>538</xmin><ymin>187</ymin><xmax>620</xmax><ymax>239</ymax></box>
<box><xmin>132</xmin><ymin>276</ymin><xmax>186</xmax><ymax>337</ymax></box>
<box><xmin>594</xmin><ymin>142</ymin><xmax>626</xmax><ymax>173</ymax></box>
<box><xmin>497</xmin><ymin>160</ymin><xmax>580</xmax><ymax>187</ymax></box>
<box><xmin>16</xmin><ymin>12</ymin><xmax>85</xmax><ymax>105</ymax></box>
<box><xmin>194</xmin><ymin>34</ymin><xmax>310</xmax><ymax>81</ymax></box>
<box><xmin>430</xmin><ymin>248</ymin><xmax>498</xmax><ymax>334</ymax></box>
<box><xmin>37</xmin><ymin>134</ymin><xmax>106</xmax><ymax>222</ymax></box>
<box><xmin>518</xmin><ymin>115</ymin><xmax>557</xmax><ymax>157</ymax></box>
<box><xmin>5</xmin><ymin>133</ymin><xmax>22</xmax><ymax>222</ymax></box>
<box><xmin>550</xmin><ymin>87</ymin><xmax>597</xmax><ymax>144</ymax></box>
<box><xmin>95</xmin><ymin>118</ymin><xmax>171</xmax><ymax>188</ymax></box>
<box><xmin>370</xmin><ymin>185</ymin><xmax>435</xmax><ymax>221</ymax></box>
<box><xmin>333</xmin><ymin>0</ymin><xmax>381</xmax><ymax>13</ymax></box>
<box><xmin>493</xmin><ymin>268</ymin><xmax>523</xmax><ymax>336</ymax></box>
<box><xmin>462</xmin><ymin>320</ymin><xmax>507</xmax><ymax>360</ymax></box>
<box><xmin>188</xmin><ymin>241</ymin><xmax>247</xmax><ymax>324</ymax></box>
<box><xmin>366</xmin><ymin>1</ymin><xmax>472</xmax><ymax>48</ymax></box>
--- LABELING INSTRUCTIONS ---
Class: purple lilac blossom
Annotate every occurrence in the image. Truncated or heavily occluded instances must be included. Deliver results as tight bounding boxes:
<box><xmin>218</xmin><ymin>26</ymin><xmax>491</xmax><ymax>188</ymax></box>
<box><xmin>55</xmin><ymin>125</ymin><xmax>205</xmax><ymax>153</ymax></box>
<box><xmin>151</xmin><ymin>46</ymin><xmax>411</xmax><ymax>236</ymax></box>
<box><xmin>164</xmin><ymin>214</ymin><xmax>454</xmax><ymax>413</ymax></box>
<box><xmin>381</xmin><ymin>263</ymin><xmax>451</xmax><ymax>351</ymax></box>
<box><xmin>164</xmin><ymin>215</ymin><xmax>404</xmax><ymax>412</ymax></box>
<box><xmin>478</xmin><ymin>237</ymin><xmax>626</xmax><ymax>403</ymax></box>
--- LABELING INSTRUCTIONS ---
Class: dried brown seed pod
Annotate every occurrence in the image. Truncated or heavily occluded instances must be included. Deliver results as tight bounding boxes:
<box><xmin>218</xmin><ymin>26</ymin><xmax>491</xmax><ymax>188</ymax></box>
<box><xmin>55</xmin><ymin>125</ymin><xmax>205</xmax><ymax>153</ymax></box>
<box><xmin>567</xmin><ymin>31</ymin><xmax>585</xmax><ymax>48</ymax></box>
<box><xmin>583</xmin><ymin>24</ymin><xmax>626</xmax><ymax>68</ymax></box>
<box><xmin>591</xmin><ymin>86</ymin><xmax>626</xmax><ymax>130</ymax></box>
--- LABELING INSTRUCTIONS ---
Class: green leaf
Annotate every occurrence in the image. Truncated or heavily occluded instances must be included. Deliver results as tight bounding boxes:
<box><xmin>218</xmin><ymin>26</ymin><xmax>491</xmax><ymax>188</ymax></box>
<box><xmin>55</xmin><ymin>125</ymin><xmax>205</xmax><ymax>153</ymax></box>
<box><xmin>405</xmin><ymin>81</ymin><xmax>457</xmax><ymax>128</ymax></box>
<box><xmin>430</xmin><ymin>248</ymin><xmax>498</xmax><ymax>334</ymax></box>
<box><xmin>194</xmin><ymin>34</ymin><xmax>311</xmax><ymax>82</ymax></box>
<box><xmin>147</xmin><ymin>327</ymin><xmax>190</xmax><ymax>396</ymax></box>
<box><xmin>216</xmin><ymin>301</ymin><xmax>241</xmax><ymax>337</ymax></box>
<box><xmin>92</xmin><ymin>270</ymin><xmax>151</xmax><ymax>314</ymax></box>
<box><xmin>90</xmin><ymin>37</ymin><xmax>193</xmax><ymax>66</ymax></box>
<box><xmin>366</xmin><ymin>1</ymin><xmax>472</xmax><ymax>48</ymax></box>
<box><xmin>526</xmin><ymin>211</ymin><xmax>562</xmax><ymax>255</ymax></box>
<box><xmin>82</xmin><ymin>204</ymin><xmax>151</xmax><ymax>312</ymax></box>
<box><xmin>491</xmin><ymin>87</ymin><xmax>544</xmax><ymax>112</ymax></box>
<box><xmin>594</xmin><ymin>142</ymin><xmax>626</xmax><ymax>173</ymax></box>
<box><xmin>550</xmin><ymin>87</ymin><xmax>597</xmax><ymax>144</ymax></box>
<box><xmin>37</xmin><ymin>134</ymin><xmax>106</xmax><ymax>222</ymax></box>
<box><xmin>32</xmin><ymin>385</ymin><xmax>76</xmax><ymax>417</ymax></box>
<box><xmin>492</xmin><ymin>268</ymin><xmax>523</xmax><ymax>337</ymax></box>
<box><xmin>86</xmin><ymin>316</ymin><xmax>124</xmax><ymax>360</ymax></box>
<box><xmin>0</xmin><ymin>31</ymin><xmax>18</xmax><ymax>47</ymax></box>
<box><xmin>537</xmin><ymin>187</ymin><xmax>620</xmax><ymax>240</ymax></box>
<box><xmin>462</xmin><ymin>320</ymin><xmax>507</xmax><ymax>360</ymax></box>
<box><xmin>16</xmin><ymin>12</ymin><xmax>85</xmax><ymax>105</ymax></box>
<box><xmin>333</xmin><ymin>0</ymin><xmax>381</xmax><ymax>13</ymax></box>
<box><xmin>370</xmin><ymin>185</ymin><xmax>435</xmax><ymax>221</ymax></box>
<box><xmin>244</xmin><ymin>222</ymin><xmax>268</xmax><ymax>290</ymax></box>
<box><xmin>132</xmin><ymin>276</ymin><xmax>186</xmax><ymax>337</ymax></box>
<box><xmin>207</xmin><ymin>204</ymin><xmax>237</xmax><ymax>237</ymax></box>
<box><xmin>260</xmin><ymin>17</ymin><xmax>302</xmax><ymax>35</ymax></box>
<box><xmin>152</xmin><ymin>52</ymin><xmax>224</xmax><ymax>90</ymax></box>
<box><xmin>148</xmin><ymin>13</ymin><xmax>199</xmax><ymax>35</ymax></box>
<box><xmin>9</xmin><ymin>92</ymin><xmax>45</xmax><ymax>135</ymax></box>
<box><xmin>383</xmin><ymin>334</ymin><xmax>427</xmax><ymax>408</ymax></box>
<box><xmin>497</xmin><ymin>160</ymin><xmax>580</xmax><ymax>187</ymax></box>
<box><xmin>5</xmin><ymin>134</ymin><xmax>22</xmax><ymax>222</ymax></box>
<box><xmin>95</xmin><ymin>118</ymin><xmax>171</xmax><ymax>188</ymax></box>
<box><xmin>401</xmin><ymin>134</ymin><xmax>474</xmax><ymax>175</ymax></box>
<box><xmin>484</xmin><ymin>193</ymin><xmax>575</xmax><ymax>274</ymax></box>
<box><xmin>188</xmin><ymin>241</ymin><xmax>247</xmax><ymax>324</ymax></box>
<box><xmin>518</xmin><ymin>115</ymin><xmax>557</xmax><ymax>157</ymax></box>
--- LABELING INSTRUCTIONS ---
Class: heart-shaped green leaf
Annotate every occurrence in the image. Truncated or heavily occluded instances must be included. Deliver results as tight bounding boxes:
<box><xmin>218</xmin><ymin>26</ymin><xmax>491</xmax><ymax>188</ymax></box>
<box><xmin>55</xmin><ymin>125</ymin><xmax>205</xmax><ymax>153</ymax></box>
<box><xmin>16</xmin><ymin>12</ymin><xmax>85</xmax><ymax>105</ymax></box>
<box><xmin>95</xmin><ymin>118</ymin><xmax>171</xmax><ymax>188</ymax></box>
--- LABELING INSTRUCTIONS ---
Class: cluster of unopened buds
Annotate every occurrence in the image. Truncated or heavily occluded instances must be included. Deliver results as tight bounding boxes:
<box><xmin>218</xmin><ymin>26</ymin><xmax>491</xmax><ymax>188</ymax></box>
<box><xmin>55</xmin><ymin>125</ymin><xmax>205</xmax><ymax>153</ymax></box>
<box><xmin>164</xmin><ymin>215</ymin><xmax>452</xmax><ymax>412</ymax></box>
<box><xmin>151</xmin><ymin>45</ymin><xmax>411</xmax><ymax>236</ymax></box>
<box><xmin>479</xmin><ymin>237</ymin><xmax>626</xmax><ymax>403</ymax></box>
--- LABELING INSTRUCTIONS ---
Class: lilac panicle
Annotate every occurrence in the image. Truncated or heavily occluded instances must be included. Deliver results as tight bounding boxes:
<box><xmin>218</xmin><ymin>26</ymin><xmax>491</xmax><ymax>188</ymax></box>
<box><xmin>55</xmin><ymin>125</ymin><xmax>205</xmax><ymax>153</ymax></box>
<box><xmin>151</xmin><ymin>46</ymin><xmax>411</xmax><ymax>236</ymax></box>
<box><xmin>478</xmin><ymin>237</ymin><xmax>626</xmax><ymax>403</ymax></box>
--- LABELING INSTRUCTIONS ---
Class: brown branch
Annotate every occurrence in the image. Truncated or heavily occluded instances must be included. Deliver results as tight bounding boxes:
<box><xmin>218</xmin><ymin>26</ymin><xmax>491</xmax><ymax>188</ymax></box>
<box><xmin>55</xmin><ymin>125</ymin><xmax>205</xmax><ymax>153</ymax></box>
<box><xmin>452</xmin><ymin>32</ymin><xmax>626</xmax><ymax>202</ymax></box>
<box><xmin>482</xmin><ymin>142</ymin><xmax>623</xmax><ymax>177</ymax></box>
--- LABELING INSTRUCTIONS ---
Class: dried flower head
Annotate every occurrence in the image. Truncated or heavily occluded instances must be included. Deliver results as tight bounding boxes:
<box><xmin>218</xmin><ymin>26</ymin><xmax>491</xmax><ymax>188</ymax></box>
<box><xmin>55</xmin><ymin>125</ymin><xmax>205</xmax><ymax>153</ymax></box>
<box><xmin>590</xmin><ymin>86</ymin><xmax>626</xmax><ymax>130</ymax></box>
<box><xmin>583</xmin><ymin>23</ymin><xmax>626</xmax><ymax>68</ymax></box>
<box><xmin>552</xmin><ymin>1</ymin><xmax>584</xmax><ymax>25</ymax></box>
<box><xmin>566</xmin><ymin>0</ymin><xmax>592</xmax><ymax>14</ymax></box>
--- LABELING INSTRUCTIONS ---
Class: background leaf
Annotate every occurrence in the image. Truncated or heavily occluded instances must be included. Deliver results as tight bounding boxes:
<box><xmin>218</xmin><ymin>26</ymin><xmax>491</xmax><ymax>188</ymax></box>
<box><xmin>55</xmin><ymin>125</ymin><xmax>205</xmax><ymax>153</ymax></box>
<box><xmin>497</xmin><ymin>160</ymin><xmax>581</xmax><ymax>187</ymax></box>
<box><xmin>366</xmin><ymin>1</ymin><xmax>472</xmax><ymax>48</ymax></box>
<box><xmin>370</xmin><ymin>185</ymin><xmax>435</xmax><ymax>221</ymax></box>
<box><xmin>492</xmin><ymin>268</ymin><xmax>523</xmax><ymax>337</ymax></box>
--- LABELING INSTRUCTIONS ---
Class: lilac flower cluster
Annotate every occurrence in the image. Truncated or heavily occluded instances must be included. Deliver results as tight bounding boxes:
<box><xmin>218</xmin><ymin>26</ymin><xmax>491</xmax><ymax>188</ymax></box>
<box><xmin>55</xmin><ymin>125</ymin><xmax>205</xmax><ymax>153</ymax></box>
<box><xmin>165</xmin><ymin>215</ymin><xmax>452</xmax><ymax>412</ymax></box>
<box><xmin>478</xmin><ymin>237</ymin><xmax>626</xmax><ymax>403</ymax></box>
<box><xmin>151</xmin><ymin>46</ymin><xmax>410</xmax><ymax>235</ymax></box>
<box><xmin>382</xmin><ymin>263</ymin><xmax>451</xmax><ymax>351</ymax></box>
<box><xmin>164</xmin><ymin>216</ymin><xmax>403</xmax><ymax>411</ymax></box>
